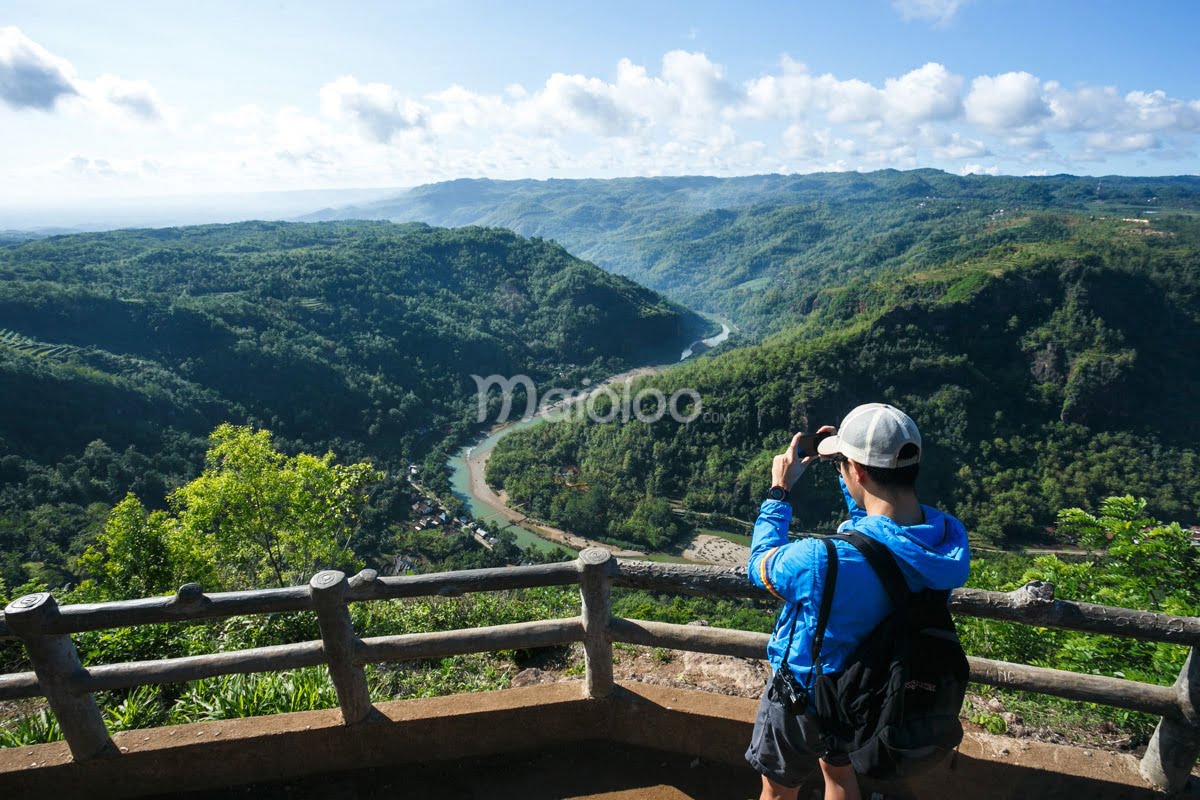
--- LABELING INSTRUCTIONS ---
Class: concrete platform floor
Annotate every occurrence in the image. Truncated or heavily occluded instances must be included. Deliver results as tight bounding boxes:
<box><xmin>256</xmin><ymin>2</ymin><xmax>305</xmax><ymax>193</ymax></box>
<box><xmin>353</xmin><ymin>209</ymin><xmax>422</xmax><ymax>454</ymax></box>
<box><xmin>147</xmin><ymin>738</ymin><xmax>1199</xmax><ymax>800</ymax></box>
<box><xmin>147</xmin><ymin>743</ymin><xmax>762</xmax><ymax>800</ymax></box>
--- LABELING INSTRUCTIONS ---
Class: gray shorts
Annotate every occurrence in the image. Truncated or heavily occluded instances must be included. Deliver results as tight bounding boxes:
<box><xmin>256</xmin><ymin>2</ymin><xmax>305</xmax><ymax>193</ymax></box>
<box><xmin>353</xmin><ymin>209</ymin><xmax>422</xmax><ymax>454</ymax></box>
<box><xmin>744</xmin><ymin>681</ymin><xmax>850</xmax><ymax>787</ymax></box>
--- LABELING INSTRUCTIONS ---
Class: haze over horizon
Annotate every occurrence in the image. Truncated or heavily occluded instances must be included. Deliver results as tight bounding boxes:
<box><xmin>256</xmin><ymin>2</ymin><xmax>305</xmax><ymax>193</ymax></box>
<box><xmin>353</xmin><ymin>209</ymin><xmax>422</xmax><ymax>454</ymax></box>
<box><xmin>3</xmin><ymin>0</ymin><xmax>1199</xmax><ymax>218</ymax></box>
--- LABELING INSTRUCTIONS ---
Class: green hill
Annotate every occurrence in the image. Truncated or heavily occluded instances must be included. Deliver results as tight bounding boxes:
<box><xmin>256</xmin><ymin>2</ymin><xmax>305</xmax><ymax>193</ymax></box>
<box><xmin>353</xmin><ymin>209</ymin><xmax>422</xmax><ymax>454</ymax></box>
<box><xmin>486</xmin><ymin>211</ymin><xmax>1200</xmax><ymax>548</ymax></box>
<box><xmin>303</xmin><ymin>171</ymin><xmax>1200</xmax><ymax>333</ymax></box>
<box><xmin>0</xmin><ymin>220</ymin><xmax>708</xmax><ymax>586</ymax></box>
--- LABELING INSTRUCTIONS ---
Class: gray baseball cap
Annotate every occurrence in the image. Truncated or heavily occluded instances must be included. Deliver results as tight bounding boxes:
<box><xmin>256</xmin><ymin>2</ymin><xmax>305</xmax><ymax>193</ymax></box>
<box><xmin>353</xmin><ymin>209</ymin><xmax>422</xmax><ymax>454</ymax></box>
<box><xmin>816</xmin><ymin>403</ymin><xmax>922</xmax><ymax>468</ymax></box>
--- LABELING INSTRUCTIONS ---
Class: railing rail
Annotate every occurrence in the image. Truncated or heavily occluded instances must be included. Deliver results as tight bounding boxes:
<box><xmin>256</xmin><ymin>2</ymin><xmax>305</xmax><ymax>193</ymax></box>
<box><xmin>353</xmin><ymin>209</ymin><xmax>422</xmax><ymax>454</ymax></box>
<box><xmin>2</xmin><ymin>549</ymin><xmax>1197</xmax><ymax>792</ymax></box>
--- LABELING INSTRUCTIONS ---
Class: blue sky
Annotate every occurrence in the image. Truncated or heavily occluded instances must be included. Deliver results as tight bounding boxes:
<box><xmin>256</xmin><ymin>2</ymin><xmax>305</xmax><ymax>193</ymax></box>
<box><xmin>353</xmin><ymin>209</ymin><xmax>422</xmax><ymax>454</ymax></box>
<box><xmin>2</xmin><ymin>0</ymin><xmax>1198</xmax><ymax>204</ymax></box>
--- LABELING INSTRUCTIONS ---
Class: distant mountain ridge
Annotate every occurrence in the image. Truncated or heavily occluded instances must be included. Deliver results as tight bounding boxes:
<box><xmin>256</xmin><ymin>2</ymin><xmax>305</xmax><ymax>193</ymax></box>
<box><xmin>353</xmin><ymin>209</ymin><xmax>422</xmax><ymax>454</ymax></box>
<box><xmin>301</xmin><ymin>170</ymin><xmax>1200</xmax><ymax>333</ymax></box>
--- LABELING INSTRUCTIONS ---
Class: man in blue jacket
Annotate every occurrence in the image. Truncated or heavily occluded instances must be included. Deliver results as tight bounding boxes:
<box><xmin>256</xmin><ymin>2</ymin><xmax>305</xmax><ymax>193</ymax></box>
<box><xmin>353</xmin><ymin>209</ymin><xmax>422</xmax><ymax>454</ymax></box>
<box><xmin>745</xmin><ymin>403</ymin><xmax>970</xmax><ymax>800</ymax></box>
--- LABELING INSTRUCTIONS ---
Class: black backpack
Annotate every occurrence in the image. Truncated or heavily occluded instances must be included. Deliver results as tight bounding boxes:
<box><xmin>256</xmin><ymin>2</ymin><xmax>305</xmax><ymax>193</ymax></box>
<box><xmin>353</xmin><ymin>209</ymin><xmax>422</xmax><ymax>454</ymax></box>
<box><xmin>793</xmin><ymin>531</ymin><xmax>969</xmax><ymax>780</ymax></box>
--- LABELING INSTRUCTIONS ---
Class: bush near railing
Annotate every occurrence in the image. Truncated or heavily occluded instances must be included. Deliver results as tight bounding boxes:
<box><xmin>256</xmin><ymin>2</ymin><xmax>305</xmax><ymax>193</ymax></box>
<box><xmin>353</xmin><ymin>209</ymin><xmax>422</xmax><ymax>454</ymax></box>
<box><xmin>1</xmin><ymin>550</ymin><xmax>1198</xmax><ymax>793</ymax></box>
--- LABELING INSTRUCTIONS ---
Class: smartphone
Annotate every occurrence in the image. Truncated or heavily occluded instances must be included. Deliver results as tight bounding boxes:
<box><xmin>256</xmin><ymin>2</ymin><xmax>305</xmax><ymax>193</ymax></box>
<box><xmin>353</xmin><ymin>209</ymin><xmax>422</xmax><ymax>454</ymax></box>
<box><xmin>794</xmin><ymin>430</ymin><xmax>832</xmax><ymax>459</ymax></box>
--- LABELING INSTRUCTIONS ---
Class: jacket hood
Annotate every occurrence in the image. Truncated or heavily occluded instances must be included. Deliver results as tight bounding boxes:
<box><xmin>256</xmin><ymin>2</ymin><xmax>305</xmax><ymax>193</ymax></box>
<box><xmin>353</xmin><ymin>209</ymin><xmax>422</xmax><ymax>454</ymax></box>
<box><xmin>850</xmin><ymin>506</ymin><xmax>971</xmax><ymax>591</ymax></box>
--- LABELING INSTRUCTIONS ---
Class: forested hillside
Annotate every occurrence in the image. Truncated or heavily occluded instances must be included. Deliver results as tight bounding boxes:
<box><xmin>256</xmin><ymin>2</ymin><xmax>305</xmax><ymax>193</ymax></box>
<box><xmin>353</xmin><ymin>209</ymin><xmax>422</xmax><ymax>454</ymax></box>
<box><xmin>304</xmin><ymin>170</ymin><xmax>1200</xmax><ymax>333</ymax></box>
<box><xmin>0</xmin><ymin>221</ymin><xmax>707</xmax><ymax>588</ymax></box>
<box><xmin>487</xmin><ymin>211</ymin><xmax>1200</xmax><ymax>547</ymax></box>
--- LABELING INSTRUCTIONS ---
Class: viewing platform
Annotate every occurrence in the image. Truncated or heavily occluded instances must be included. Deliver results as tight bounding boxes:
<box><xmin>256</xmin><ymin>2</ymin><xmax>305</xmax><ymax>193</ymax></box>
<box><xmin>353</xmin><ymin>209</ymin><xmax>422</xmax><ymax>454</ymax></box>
<box><xmin>1</xmin><ymin>681</ymin><xmax>1189</xmax><ymax>799</ymax></box>
<box><xmin>1</xmin><ymin>549</ymin><xmax>1197</xmax><ymax>798</ymax></box>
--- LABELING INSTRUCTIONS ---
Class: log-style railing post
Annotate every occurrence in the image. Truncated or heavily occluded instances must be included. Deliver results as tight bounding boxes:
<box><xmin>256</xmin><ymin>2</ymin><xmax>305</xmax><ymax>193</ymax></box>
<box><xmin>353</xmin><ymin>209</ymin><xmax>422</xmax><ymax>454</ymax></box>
<box><xmin>3</xmin><ymin>593</ymin><xmax>116</xmax><ymax>760</ymax></box>
<box><xmin>1139</xmin><ymin>645</ymin><xmax>1200</xmax><ymax>793</ymax></box>
<box><xmin>310</xmin><ymin>570</ymin><xmax>375</xmax><ymax>724</ymax></box>
<box><xmin>579</xmin><ymin>548</ymin><xmax>614</xmax><ymax>699</ymax></box>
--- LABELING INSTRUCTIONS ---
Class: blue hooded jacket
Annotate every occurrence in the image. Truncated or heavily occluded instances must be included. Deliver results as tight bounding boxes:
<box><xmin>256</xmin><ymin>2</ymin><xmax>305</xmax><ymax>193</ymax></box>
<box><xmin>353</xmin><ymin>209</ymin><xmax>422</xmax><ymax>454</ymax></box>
<box><xmin>748</xmin><ymin>477</ymin><xmax>970</xmax><ymax>688</ymax></box>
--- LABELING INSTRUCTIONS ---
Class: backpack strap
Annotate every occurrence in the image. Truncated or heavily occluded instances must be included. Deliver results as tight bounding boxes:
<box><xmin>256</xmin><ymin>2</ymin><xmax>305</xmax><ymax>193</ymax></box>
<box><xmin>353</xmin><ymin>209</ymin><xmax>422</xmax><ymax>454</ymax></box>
<box><xmin>809</xmin><ymin>536</ymin><xmax>838</xmax><ymax>680</ymax></box>
<box><xmin>836</xmin><ymin>531</ymin><xmax>910</xmax><ymax>609</ymax></box>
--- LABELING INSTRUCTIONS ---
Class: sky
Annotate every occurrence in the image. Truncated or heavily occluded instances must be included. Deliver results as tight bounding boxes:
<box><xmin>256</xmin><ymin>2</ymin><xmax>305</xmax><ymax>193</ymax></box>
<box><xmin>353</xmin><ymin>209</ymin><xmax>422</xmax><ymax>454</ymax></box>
<box><xmin>2</xmin><ymin>0</ymin><xmax>1199</xmax><ymax>208</ymax></box>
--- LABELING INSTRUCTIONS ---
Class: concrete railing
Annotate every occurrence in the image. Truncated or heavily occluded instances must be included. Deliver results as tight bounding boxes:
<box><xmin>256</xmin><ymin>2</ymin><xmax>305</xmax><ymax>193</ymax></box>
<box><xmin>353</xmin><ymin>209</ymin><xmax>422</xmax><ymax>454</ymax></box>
<box><xmin>1</xmin><ymin>549</ymin><xmax>1198</xmax><ymax>793</ymax></box>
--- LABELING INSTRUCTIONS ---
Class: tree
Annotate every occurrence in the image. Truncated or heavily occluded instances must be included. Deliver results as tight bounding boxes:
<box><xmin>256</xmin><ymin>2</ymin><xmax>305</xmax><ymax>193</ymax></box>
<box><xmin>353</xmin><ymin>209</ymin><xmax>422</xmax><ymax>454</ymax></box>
<box><xmin>77</xmin><ymin>494</ymin><xmax>184</xmax><ymax>599</ymax></box>
<box><xmin>1056</xmin><ymin>495</ymin><xmax>1200</xmax><ymax>610</ymax></box>
<box><xmin>81</xmin><ymin>425</ymin><xmax>383</xmax><ymax>595</ymax></box>
<box><xmin>170</xmin><ymin>425</ymin><xmax>382</xmax><ymax>589</ymax></box>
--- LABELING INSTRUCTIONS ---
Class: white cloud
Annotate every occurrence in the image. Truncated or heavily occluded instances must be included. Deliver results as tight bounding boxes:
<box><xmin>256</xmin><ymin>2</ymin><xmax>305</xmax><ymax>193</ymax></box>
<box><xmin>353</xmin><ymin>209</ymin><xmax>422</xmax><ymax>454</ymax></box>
<box><xmin>1046</xmin><ymin>82</ymin><xmax>1200</xmax><ymax>134</ymax></box>
<box><xmin>882</xmin><ymin>62</ymin><xmax>963</xmax><ymax>124</ymax></box>
<box><xmin>661</xmin><ymin>50</ymin><xmax>736</xmax><ymax>118</ymax></box>
<box><xmin>319</xmin><ymin>76</ymin><xmax>428</xmax><ymax>142</ymax></box>
<box><xmin>10</xmin><ymin>44</ymin><xmax>1200</xmax><ymax>200</ymax></box>
<box><xmin>55</xmin><ymin>153</ymin><xmax>160</xmax><ymax>181</ymax></box>
<box><xmin>782</xmin><ymin>123</ymin><xmax>858</xmax><ymax>160</ymax></box>
<box><xmin>415</xmin><ymin>51</ymin><xmax>737</xmax><ymax>142</ymax></box>
<box><xmin>87</xmin><ymin>74</ymin><xmax>170</xmax><ymax>123</ymax></box>
<box><xmin>196</xmin><ymin>55</ymin><xmax>1200</xmax><ymax>187</ymax></box>
<box><xmin>1045</xmin><ymin>83</ymin><xmax>1124</xmax><ymax>131</ymax></box>
<box><xmin>63</xmin><ymin>154</ymin><xmax>115</xmax><ymax>177</ymax></box>
<box><xmin>426</xmin><ymin>85</ymin><xmax>507</xmax><ymax>135</ymax></box>
<box><xmin>741</xmin><ymin>59</ymin><xmax>823</xmax><ymax>119</ymax></box>
<box><xmin>1084</xmin><ymin>132</ymin><xmax>1160</xmax><ymax>153</ymax></box>
<box><xmin>515</xmin><ymin>71</ymin><xmax>636</xmax><ymax>136</ymax></box>
<box><xmin>931</xmin><ymin>131</ymin><xmax>990</xmax><ymax>159</ymax></box>
<box><xmin>0</xmin><ymin>26</ymin><xmax>170</xmax><ymax>125</ymax></box>
<box><xmin>965</xmin><ymin>72</ymin><xmax>1049</xmax><ymax>129</ymax></box>
<box><xmin>1124</xmin><ymin>89</ymin><xmax>1200</xmax><ymax>131</ymax></box>
<box><xmin>825</xmin><ymin>78</ymin><xmax>883</xmax><ymax>124</ymax></box>
<box><xmin>0</xmin><ymin>26</ymin><xmax>78</xmax><ymax>110</ymax></box>
<box><xmin>212</xmin><ymin>104</ymin><xmax>265</xmax><ymax>129</ymax></box>
<box><xmin>892</xmin><ymin>0</ymin><xmax>968</xmax><ymax>25</ymax></box>
<box><xmin>861</xmin><ymin>142</ymin><xmax>919</xmax><ymax>169</ymax></box>
<box><xmin>740</xmin><ymin>58</ymin><xmax>964</xmax><ymax>126</ymax></box>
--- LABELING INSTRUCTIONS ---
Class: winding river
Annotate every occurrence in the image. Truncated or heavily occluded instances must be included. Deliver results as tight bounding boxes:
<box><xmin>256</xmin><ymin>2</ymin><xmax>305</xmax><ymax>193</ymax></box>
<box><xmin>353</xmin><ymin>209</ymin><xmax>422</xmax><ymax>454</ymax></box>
<box><xmin>446</xmin><ymin>322</ymin><xmax>733</xmax><ymax>556</ymax></box>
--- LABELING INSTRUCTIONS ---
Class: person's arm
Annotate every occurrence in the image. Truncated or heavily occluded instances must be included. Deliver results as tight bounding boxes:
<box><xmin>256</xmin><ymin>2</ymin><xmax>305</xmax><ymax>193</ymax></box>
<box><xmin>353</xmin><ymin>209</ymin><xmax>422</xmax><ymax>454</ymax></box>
<box><xmin>749</xmin><ymin>498</ymin><xmax>791</xmax><ymax>599</ymax></box>
<box><xmin>749</xmin><ymin>499</ymin><xmax>820</xmax><ymax>602</ymax></box>
<box><xmin>747</xmin><ymin>428</ymin><xmax>829</xmax><ymax>599</ymax></box>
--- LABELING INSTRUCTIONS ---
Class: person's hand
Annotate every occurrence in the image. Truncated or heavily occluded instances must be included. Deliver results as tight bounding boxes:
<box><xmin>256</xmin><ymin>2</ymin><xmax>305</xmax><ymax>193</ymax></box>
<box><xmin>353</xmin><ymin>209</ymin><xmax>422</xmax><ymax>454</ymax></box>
<box><xmin>771</xmin><ymin>426</ymin><xmax>836</xmax><ymax>491</ymax></box>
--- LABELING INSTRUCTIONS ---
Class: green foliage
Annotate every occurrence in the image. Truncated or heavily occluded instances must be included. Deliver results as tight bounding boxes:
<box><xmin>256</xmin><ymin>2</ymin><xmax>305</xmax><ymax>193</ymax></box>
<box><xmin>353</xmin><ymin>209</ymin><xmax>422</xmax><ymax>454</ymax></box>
<box><xmin>969</xmin><ymin>709</ymin><xmax>1009</xmax><ymax>736</ymax></box>
<box><xmin>104</xmin><ymin>685</ymin><xmax>168</xmax><ymax>732</ymax></box>
<box><xmin>166</xmin><ymin>425</ymin><xmax>382</xmax><ymax>589</ymax></box>
<box><xmin>957</xmin><ymin>497</ymin><xmax>1198</xmax><ymax>737</ymax></box>
<box><xmin>170</xmin><ymin>668</ymin><xmax>340</xmax><ymax>721</ymax></box>
<box><xmin>1</xmin><ymin>585</ymin><xmax>580</xmax><ymax>748</ymax></box>
<box><xmin>0</xmin><ymin>708</ymin><xmax>62</xmax><ymax>747</ymax></box>
<box><xmin>77</xmin><ymin>494</ymin><xmax>178</xmax><ymax>598</ymax></box>
<box><xmin>1056</xmin><ymin>496</ymin><xmax>1199</xmax><ymax>609</ymax></box>
<box><xmin>484</xmin><ymin>388</ymin><xmax>692</xmax><ymax>550</ymax></box>
<box><xmin>78</xmin><ymin>425</ymin><xmax>383</xmax><ymax>593</ymax></box>
<box><xmin>0</xmin><ymin>221</ymin><xmax>705</xmax><ymax>589</ymax></box>
<box><xmin>491</xmin><ymin>213</ymin><xmax>1200</xmax><ymax>545</ymax></box>
<box><xmin>610</xmin><ymin>589</ymin><xmax>776</xmax><ymax>633</ymax></box>
<box><xmin>370</xmin><ymin>655</ymin><xmax>512</xmax><ymax>699</ymax></box>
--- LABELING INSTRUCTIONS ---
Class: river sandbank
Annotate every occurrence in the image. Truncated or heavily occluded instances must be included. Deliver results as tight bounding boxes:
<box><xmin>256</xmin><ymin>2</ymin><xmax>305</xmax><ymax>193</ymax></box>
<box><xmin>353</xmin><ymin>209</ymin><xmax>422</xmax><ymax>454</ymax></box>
<box><xmin>680</xmin><ymin>534</ymin><xmax>752</xmax><ymax>567</ymax></box>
